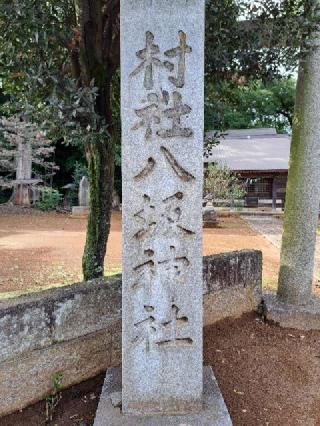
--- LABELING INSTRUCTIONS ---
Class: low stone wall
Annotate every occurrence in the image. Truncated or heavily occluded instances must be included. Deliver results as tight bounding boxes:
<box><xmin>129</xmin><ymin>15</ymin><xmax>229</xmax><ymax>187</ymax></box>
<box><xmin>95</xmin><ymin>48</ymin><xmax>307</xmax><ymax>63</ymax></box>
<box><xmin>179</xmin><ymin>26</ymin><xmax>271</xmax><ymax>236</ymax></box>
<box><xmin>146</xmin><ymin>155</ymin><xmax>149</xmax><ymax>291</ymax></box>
<box><xmin>0</xmin><ymin>249</ymin><xmax>262</xmax><ymax>417</ymax></box>
<box><xmin>203</xmin><ymin>250</ymin><xmax>262</xmax><ymax>325</ymax></box>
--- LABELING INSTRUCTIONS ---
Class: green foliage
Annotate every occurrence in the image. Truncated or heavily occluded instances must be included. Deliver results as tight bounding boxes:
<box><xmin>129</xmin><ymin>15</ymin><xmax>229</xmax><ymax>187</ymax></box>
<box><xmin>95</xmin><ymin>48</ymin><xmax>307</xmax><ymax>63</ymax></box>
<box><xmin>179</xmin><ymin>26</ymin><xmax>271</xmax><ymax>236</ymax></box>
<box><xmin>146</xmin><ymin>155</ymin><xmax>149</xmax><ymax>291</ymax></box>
<box><xmin>0</xmin><ymin>1</ymin><xmax>75</xmax><ymax>114</ymax></box>
<box><xmin>72</xmin><ymin>161</ymin><xmax>87</xmax><ymax>187</ymax></box>
<box><xmin>204</xmin><ymin>164</ymin><xmax>246</xmax><ymax>203</ymax></box>
<box><xmin>45</xmin><ymin>372</ymin><xmax>63</xmax><ymax>422</ymax></box>
<box><xmin>0</xmin><ymin>0</ymin><xmax>305</xmax><ymax>171</ymax></box>
<box><xmin>205</xmin><ymin>0</ymin><xmax>306</xmax><ymax>82</ymax></box>
<box><xmin>0</xmin><ymin>188</ymin><xmax>11</xmax><ymax>204</ymax></box>
<box><xmin>205</xmin><ymin>79</ymin><xmax>296</xmax><ymax>133</ymax></box>
<box><xmin>36</xmin><ymin>186</ymin><xmax>62</xmax><ymax>211</ymax></box>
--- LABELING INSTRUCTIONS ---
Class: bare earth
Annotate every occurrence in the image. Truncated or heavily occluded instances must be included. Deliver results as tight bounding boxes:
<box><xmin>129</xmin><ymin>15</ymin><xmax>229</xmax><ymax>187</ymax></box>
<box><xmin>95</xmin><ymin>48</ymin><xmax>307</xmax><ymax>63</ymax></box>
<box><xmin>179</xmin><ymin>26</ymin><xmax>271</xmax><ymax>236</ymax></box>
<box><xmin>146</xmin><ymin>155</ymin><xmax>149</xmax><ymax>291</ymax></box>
<box><xmin>1</xmin><ymin>208</ymin><xmax>320</xmax><ymax>425</ymax></box>
<box><xmin>0</xmin><ymin>208</ymin><xmax>280</xmax><ymax>296</ymax></box>
<box><xmin>2</xmin><ymin>313</ymin><xmax>320</xmax><ymax>426</ymax></box>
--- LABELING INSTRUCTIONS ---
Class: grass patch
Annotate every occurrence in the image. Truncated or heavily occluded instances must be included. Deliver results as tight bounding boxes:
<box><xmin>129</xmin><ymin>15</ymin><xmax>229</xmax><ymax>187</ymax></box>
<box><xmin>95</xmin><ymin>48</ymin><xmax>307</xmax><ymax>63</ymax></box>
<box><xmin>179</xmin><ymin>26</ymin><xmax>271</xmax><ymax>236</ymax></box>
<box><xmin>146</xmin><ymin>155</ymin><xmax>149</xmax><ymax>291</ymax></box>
<box><xmin>262</xmin><ymin>275</ymin><xmax>277</xmax><ymax>292</ymax></box>
<box><xmin>105</xmin><ymin>266</ymin><xmax>122</xmax><ymax>277</ymax></box>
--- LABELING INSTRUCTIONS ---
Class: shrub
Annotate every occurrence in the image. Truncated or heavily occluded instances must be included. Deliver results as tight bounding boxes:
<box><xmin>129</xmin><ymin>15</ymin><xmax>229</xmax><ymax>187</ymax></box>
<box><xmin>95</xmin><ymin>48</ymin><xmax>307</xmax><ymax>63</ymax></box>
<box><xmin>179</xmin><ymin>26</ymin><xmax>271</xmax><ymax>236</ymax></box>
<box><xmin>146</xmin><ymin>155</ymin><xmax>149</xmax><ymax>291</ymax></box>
<box><xmin>204</xmin><ymin>164</ymin><xmax>246</xmax><ymax>206</ymax></box>
<box><xmin>36</xmin><ymin>187</ymin><xmax>62</xmax><ymax>211</ymax></box>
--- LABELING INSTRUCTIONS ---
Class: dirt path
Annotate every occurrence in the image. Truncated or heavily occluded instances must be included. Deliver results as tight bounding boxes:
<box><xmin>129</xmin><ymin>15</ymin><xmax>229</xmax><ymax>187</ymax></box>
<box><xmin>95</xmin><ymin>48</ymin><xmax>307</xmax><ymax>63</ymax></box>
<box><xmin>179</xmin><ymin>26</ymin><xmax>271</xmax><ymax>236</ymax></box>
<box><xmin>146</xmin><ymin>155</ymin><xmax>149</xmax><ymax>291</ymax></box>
<box><xmin>2</xmin><ymin>313</ymin><xmax>320</xmax><ymax>426</ymax></box>
<box><xmin>0</xmin><ymin>210</ymin><xmax>121</xmax><ymax>296</ymax></box>
<box><xmin>0</xmin><ymin>208</ymin><xmax>280</xmax><ymax>295</ymax></box>
<box><xmin>244</xmin><ymin>215</ymin><xmax>320</xmax><ymax>290</ymax></box>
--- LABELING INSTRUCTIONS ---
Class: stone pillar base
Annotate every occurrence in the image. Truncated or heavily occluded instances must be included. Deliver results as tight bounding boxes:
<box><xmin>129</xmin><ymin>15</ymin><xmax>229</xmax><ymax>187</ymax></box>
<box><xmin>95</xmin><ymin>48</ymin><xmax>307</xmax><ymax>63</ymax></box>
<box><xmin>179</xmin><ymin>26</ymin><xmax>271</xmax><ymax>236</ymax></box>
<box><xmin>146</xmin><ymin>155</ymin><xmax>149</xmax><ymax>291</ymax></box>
<box><xmin>94</xmin><ymin>367</ymin><xmax>232</xmax><ymax>426</ymax></box>
<box><xmin>265</xmin><ymin>294</ymin><xmax>320</xmax><ymax>330</ymax></box>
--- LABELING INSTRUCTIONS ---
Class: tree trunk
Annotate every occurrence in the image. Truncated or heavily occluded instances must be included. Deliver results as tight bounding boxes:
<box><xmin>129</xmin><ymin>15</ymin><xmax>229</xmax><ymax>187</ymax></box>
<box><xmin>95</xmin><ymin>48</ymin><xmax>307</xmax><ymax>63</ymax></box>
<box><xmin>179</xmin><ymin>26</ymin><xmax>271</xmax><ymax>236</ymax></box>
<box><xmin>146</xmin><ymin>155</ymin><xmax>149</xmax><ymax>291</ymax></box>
<box><xmin>79</xmin><ymin>0</ymin><xmax>120</xmax><ymax>280</ymax></box>
<box><xmin>81</xmin><ymin>72</ymin><xmax>116</xmax><ymax>280</ymax></box>
<box><xmin>277</xmin><ymin>3</ymin><xmax>320</xmax><ymax>305</ymax></box>
<box><xmin>82</xmin><ymin>136</ymin><xmax>115</xmax><ymax>280</ymax></box>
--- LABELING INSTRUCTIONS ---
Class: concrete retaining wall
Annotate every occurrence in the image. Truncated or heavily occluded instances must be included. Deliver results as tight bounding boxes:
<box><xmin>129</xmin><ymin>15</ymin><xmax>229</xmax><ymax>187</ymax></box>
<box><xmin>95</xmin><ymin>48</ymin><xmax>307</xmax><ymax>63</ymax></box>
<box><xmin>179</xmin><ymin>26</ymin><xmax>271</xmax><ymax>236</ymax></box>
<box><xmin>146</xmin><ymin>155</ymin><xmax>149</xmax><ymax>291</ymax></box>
<box><xmin>0</xmin><ymin>249</ymin><xmax>262</xmax><ymax>417</ymax></box>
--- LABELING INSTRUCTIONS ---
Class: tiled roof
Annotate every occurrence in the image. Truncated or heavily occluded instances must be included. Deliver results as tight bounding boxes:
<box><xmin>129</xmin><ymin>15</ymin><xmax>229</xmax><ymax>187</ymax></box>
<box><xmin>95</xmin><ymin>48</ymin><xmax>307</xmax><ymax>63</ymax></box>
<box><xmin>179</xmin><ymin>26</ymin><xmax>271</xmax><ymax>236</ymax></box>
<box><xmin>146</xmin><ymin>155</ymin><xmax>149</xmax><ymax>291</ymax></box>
<box><xmin>205</xmin><ymin>128</ymin><xmax>291</xmax><ymax>172</ymax></box>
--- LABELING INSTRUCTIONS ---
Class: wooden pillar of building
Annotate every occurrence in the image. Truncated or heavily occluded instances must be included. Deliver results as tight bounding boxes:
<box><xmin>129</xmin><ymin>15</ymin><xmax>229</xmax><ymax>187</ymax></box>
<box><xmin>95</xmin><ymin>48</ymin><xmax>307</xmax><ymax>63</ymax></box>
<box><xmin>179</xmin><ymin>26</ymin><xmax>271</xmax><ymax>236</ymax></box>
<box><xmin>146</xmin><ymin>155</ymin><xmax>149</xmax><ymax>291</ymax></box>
<box><xmin>272</xmin><ymin>177</ymin><xmax>277</xmax><ymax>211</ymax></box>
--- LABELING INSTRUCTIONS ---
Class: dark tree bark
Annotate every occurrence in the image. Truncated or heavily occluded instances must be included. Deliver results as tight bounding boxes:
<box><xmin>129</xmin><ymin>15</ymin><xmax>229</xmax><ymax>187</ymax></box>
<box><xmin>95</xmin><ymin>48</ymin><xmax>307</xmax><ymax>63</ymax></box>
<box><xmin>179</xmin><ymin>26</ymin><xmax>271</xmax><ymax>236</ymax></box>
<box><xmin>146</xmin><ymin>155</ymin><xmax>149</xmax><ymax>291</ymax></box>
<box><xmin>78</xmin><ymin>0</ymin><xmax>120</xmax><ymax>280</ymax></box>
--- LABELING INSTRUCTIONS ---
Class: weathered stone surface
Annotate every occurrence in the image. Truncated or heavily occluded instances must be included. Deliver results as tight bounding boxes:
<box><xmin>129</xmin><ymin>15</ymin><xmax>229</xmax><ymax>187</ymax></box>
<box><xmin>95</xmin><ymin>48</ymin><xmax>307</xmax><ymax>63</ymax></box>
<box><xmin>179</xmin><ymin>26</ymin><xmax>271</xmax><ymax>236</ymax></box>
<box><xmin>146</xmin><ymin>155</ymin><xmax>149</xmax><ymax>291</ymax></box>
<box><xmin>79</xmin><ymin>176</ymin><xmax>89</xmax><ymax>207</ymax></box>
<box><xmin>204</xmin><ymin>286</ymin><xmax>260</xmax><ymax>327</ymax></box>
<box><xmin>203</xmin><ymin>206</ymin><xmax>219</xmax><ymax>227</ymax></box>
<box><xmin>203</xmin><ymin>250</ymin><xmax>262</xmax><ymax>327</ymax></box>
<box><xmin>72</xmin><ymin>205</ymin><xmax>89</xmax><ymax>217</ymax></box>
<box><xmin>0</xmin><ymin>329</ymin><xmax>119</xmax><ymax>417</ymax></box>
<box><xmin>0</xmin><ymin>276</ymin><xmax>121</xmax><ymax>363</ymax></box>
<box><xmin>0</xmin><ymin>250</ymin><xmax>261</xmax><ymax>418</ymax></box>
<box><xmin>265</xmin><ymin>294</ymin><xmax>320</xmax><ymax>331</ymax></box>
<box><xmin>203</xmin><ymin>249</ymin><xmax>262</xmax><ymax>294</ymax></box>
<box><xmin>0</xmin><ymin>304</ymin><xmax>51</xmax><ymax>363</ymax></box>
<box><xmin>121</xmin><ymin>0</ymin><xmax>205</xmax><ymax>416</ymax></box>
<box><xmin>94</xmin><ymin>367</ymin><xmax>232</xmax><ymax>426</ymax></box>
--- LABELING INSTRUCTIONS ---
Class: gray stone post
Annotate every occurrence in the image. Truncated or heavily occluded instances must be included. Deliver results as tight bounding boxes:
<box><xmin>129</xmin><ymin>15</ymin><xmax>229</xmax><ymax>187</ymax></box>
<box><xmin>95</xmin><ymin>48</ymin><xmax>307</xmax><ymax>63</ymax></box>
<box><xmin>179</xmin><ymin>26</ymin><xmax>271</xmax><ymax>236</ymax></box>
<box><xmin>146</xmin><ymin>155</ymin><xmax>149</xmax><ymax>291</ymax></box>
<box><xmin>79</xmin><ymin>176</ymin><xmax>89</xmax><ymax>207</ymax></box>
<box><xmin>278</xmin><ymin>5</ymin><xmax>320</xmax><ymax>305</ymax></box>
<box><xmin>121</xmin><ymin>0</ymin><xmax>204</xmax><ymax>415</ymax></box>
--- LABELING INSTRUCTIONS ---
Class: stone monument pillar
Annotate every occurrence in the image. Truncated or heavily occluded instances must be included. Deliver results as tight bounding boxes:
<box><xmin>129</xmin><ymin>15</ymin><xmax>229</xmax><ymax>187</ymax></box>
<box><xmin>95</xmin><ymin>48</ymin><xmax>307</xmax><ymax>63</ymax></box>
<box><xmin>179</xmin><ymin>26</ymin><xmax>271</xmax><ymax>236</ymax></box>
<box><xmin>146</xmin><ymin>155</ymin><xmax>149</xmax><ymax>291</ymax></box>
<box><xmin>78</xmin><ymin>176</ymin><xmax>89</xmax><ymax>207</ymax></box>
<box><xmin>72</xmin><ymin>176</ymin><xmax>89</xmax><ymax>217</ymax></box>
<box><xmin>121</xmin><ymin>0</ymin><xmax>204</xmax><ymax>415</ymax></box>
<box><xmin>94</xmin><ymin>1</ymin><xmax>232</xmax><ymax>423</ymax></box>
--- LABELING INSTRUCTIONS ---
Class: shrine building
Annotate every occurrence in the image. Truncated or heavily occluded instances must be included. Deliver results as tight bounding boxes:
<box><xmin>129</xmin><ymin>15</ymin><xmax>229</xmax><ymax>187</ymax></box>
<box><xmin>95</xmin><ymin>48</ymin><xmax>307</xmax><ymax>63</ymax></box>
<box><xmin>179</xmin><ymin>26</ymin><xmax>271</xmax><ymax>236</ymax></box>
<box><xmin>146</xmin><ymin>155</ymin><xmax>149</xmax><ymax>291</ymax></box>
<box><xmin>205</xmin><ymin>128</ymin><xmax>291</xmax><ymax>209</ymax></box>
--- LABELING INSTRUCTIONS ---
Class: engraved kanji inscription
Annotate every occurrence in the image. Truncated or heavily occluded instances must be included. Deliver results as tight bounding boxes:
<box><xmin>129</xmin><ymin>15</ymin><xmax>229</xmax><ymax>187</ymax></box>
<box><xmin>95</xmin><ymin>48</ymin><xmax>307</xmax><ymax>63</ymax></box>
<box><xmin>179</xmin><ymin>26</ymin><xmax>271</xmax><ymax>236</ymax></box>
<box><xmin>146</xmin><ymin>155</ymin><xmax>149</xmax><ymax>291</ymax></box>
<box><xmin>156</xmin><ymin>304</ymin><xmax>193</xmax><ymax>348</ymax></box>
<box><xmin>161</xmin><ymin>146</ymin><xmax>195</xmax><ymax>181</ymax></box>
<box><xmin>132</xmin><ymin>249</ymin><xmax>156</xmax><ymax>295</ymax></box>
<box><xmin>158</xmin><ymin>245</ymin><xmax>190</xmax><ymax>286</ymax></box>
<box><xmin>134</xmin><ymin>149</ymin><xmax>195</xmax><ymax>182</ymax></box>
<box><xmin>127</xmin><ymin>27</ymin><xmax>199</xmax><ymax>359</ymax></box>
<box><xmin>130</xmin><ymin>31</ymin><xmax>163</xmax><ymax>90</ymax></box>
<box><xmin>133</xmin><ymin>193</ymin><xmax>195</xmax><ymax>241</ymax></box>
<box><xmin>131</xmin><ymin>305</ymin><xmax>157</xmax><ymax>352</ymax></box>
<box><xmin>132</xmin><ymin>93</ymin><xmax>161</xmax><ymax>139</ymax></box>
<box><xmin>157</xmin><ymin>92</ymin><xmax>193</xmax><ymax>138</ymax></box>
<box><xmin>132</xmin><ymin>246</ymin><xmax>190</xmax><ymax>293</ymax></box>
<box><xmin>164</xmin><ymin>31</ymin><xmax>192</xmax><ymax>88</ymax></box>
<box><xmin>133</xmin><ymin>194</ymin><xmax>156</xmax><ymax>240</ymax></box>
<box><xmin>134</xmin><ymin>157</ymin><xmax>156</xmax><ymax>180</ymax></box>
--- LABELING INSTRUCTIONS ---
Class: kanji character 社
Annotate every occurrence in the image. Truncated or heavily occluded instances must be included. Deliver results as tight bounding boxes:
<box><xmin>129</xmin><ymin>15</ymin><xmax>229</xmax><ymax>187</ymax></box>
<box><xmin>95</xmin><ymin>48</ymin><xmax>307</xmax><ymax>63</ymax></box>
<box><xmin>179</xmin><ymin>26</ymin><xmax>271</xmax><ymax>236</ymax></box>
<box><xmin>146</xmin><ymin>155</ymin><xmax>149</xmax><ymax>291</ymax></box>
<box><xmin>132</xmin><ymin>93</ymin><xmax>161</xmax><ymax>139</ymax></box>
<box><xmin>157</xmin><ymin>91</ymin><xmax>193</xmax><ymax>138</ymax></box>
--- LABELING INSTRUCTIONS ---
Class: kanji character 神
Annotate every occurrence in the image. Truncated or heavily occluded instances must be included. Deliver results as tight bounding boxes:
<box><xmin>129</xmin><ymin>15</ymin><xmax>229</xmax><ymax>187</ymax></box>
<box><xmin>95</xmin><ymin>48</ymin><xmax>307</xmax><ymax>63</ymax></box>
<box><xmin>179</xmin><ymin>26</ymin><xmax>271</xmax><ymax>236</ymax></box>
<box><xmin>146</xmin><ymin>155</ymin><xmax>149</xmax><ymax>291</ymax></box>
<box><xmin>131</xmin><ymin>305</ymin><xmax>157</xmax><ymax>352</ymax></box>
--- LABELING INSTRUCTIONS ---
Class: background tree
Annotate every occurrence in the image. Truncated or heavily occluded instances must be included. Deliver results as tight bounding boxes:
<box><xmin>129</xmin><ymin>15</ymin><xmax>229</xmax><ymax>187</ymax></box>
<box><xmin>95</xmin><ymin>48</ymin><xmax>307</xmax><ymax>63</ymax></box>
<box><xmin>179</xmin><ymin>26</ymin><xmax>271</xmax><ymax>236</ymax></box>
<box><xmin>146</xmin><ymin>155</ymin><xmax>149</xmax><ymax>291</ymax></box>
<box><xmin>0</xmin><ymin>115</ymin><xmax>57</xmax><ymax>189</ymax></box>
<box><xmin>77</xmin><ymin>1</ymin><xmax>120</xmax><ymax>280</ymax></box>
<box><xmin>0</xmin><ymin>0</ymin><xmax>307</xmax><ymax>281</ymax></box>
<box><xmin>205</xmin><ymin>78</ymin><xmax>296</xmax><ymax>133</ymax></box>
<box><xmin>205</xmin><ymin>0</ymin><xmax>304</xmax><ymax>83</ymax></box>
<box><xmin>0</xmin><ymin>0</ymin><xmax>120</xmax><ymax>280</ymax></box>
